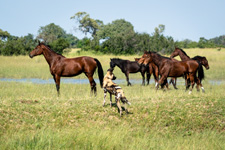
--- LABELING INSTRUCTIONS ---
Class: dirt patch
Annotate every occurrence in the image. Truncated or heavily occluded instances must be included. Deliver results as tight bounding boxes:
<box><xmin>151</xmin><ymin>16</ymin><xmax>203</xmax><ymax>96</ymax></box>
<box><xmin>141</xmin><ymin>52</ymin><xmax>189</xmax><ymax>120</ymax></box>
<box><xmin>17</xmin><ymin>100</ymin><xmax>39</xmax><ymax>104</ymax></box>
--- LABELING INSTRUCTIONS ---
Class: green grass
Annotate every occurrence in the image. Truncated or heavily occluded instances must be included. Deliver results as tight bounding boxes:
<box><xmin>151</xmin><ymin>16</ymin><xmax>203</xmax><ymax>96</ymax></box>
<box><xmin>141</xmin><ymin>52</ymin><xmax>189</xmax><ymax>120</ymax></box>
<box><xmin>0</xmin><ymin>48</ymin><xmax>225</xmax><ymax>149</ymax></box>
<box><xmin>0</xmin><ymin>82</ymin><xmax>225</xmax><ymax>149</ymax></box>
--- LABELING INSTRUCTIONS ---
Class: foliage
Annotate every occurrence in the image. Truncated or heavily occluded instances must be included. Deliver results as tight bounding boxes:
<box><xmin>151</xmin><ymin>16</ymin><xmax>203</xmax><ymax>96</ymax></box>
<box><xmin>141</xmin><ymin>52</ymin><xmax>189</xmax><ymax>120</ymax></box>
<box><xmin>1</xmin><ymin>11</ymin><xmax>225</xmax><ymax>56</ymax></box>
<box><xmin>37</xmin><ymin>23</ymin><xmax>78</xmax><ymax>48</ymax></box>
<box><xmin>48</xmin><ymin>38</ymin><xmax>70</xmax><ymax>54</ymax></box>
<box><xmin>37</xmin><ymin>23</ymin><xmax>67</xmax><ymax>44</ymax></box>
<box><xmin>71</xmin><ymin>12</ymin><xmax>103</xmax><ymax>37</ymax></box>
<box><xmin>96</xmin><ymin>19</ymin><xmax>136</xmax><ymax>54</ymax></box>
<box><xmin>0</xmin><ymin>29</ymin><xmax>10</xmax><ymax>41</ymax></box>
<box><xmin>210</xmin><ymin>35</ymin><xmax>225</xmax><ymax>47</ymax></box>
<box><xmin>0</xmin><ymin>34</ymin><xmax>37</xmax><ymax>56</ymax></box>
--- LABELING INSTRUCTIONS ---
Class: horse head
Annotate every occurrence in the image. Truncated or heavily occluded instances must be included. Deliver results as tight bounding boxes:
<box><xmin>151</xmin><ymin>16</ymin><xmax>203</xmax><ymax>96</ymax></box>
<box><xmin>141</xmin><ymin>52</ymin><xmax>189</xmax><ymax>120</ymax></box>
<box><xmin>138</xmin><ymin>51</ymin><xmax>152</xmax><ymax>66</ymax></box>
<box><xmin>198</xmin><ymin>56</ymin><xmax>210</xmax><ymax>70</ymax></box>
<box><xmin>170</xmin><ymin>48</ymin><xmax>180</xmax><ymax>58</ymax></box>
<box><xmin>202</xmin><ymin>57</ymin><xmax>210</xmax><ymax>70</ymax></box>
<box><xmin>110</xmin><ymin>58</ymin><xmax>117</xmax><ymax>69</ymax></box>
<box><xmin>29</xmin><ymin>41</ymin><xmax>44</xmax><ymax>58</ymax></box>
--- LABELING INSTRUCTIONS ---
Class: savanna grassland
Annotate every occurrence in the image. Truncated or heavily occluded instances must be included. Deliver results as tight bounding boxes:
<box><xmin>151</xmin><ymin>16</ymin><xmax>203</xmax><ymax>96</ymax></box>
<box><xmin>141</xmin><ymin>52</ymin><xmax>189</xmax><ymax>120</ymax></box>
<box><xmin>0</xmin><ymin>48</ymin><xmax>225</xmax><ymax>149</ymax></box>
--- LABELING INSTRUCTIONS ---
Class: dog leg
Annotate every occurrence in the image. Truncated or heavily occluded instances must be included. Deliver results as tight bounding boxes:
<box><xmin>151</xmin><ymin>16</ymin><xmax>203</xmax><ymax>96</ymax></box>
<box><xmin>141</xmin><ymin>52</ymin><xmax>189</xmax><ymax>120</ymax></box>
<box><xmin>103</xmin><ymin>88</ymin><xmax>107</xmax><ymax>107</ymax></box>
<box><xmin>116</xmin><ymin>93</ymin><xmax>123</xmax><ymax>116</ymax></box>
<box><xmin>110</xmin><ymin>93</ymin><xmax>112</xmax><ymax>107</ymax></box>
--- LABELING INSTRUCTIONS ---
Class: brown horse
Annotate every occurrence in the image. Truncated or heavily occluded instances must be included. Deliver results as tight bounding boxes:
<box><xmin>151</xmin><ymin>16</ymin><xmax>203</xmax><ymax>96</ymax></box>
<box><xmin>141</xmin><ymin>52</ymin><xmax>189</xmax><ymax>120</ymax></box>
<box><xmin>138</xmin><ymin>51</ymin><xmax>204</xmax><ymax>94</ymax></box>
<box><xmin>170</xmin><ymin>48</ymin><xmax>209</xmax><ymax>69</ymax></box>
<box><xmin>170</xmin><ymin>48</ymin><xmax>209</xmax><ymax>91</ymax></box>
<box><xmin>29</xmin><ymin>41</ymin><xmax>104</xmax><ymax>96</ymax></box>
<box><xmin>135</xmin><ymin>57</ymin><xmax>178</xmax><ymax>89</ymax></box>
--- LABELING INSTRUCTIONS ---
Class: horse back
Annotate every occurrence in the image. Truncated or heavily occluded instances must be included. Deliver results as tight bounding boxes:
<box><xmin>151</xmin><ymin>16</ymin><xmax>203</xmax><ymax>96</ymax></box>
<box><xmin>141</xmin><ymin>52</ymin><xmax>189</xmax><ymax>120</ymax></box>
<box><xmin>59</xmin><ymin>56</ymin><xmax>96</xmax><ymax>76</ymax></box>
<box><xmin>127</xmin><ymin>61</ymin><xmax>142</xmax><ymax>73</ymax></box>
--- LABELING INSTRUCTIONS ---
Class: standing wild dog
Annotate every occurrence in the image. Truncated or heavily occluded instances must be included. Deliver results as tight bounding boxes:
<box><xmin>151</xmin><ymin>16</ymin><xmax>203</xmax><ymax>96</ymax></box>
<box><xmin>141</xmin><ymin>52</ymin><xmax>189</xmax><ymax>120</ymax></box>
<box><xmin>103</xmin><ymin>68</ymin><xmax>131</xmax><ymax>116</ymax></box>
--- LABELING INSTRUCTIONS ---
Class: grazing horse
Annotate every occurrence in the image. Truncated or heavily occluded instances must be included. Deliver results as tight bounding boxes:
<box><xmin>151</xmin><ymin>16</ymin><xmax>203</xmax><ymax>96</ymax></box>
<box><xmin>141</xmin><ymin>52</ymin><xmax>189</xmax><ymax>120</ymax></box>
<box><xmin>29</xmin><ymin>41</ymin><xmax>104</xmax><ymax>96</ymax></box>
<box><xmin>170</xmin><ymin>48</ymin><xmax>209</xmax><ymax>91</ymax></box>
<box><xmin>134</xmin><ymin>58</ymin><xmax>159</xmax><ymax>85</ymax></box>
<box><xmin>110</xmin><ymin>58</ymin><xmax>147</xmax><ymax>86</ymax></box>
<box><xmin>138</xmin><ymin>51</ymin><xmax>204</xmax><ymax>94</ymax></box>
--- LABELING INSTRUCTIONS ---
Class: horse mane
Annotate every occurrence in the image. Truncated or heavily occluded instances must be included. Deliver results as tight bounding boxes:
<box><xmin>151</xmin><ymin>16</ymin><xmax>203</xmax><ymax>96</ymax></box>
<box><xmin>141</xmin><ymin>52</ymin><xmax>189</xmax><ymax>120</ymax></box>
<box><xmin>177</xmin><ymin>48</ymin><xmax>189</xmax><ymax>58</ymax></box>
<box><xmin>111</xmin><ymin>58</ymin><xmax>128</xmax><ymax>62</ymax></box>
<box><xmin>151</xmin><ymin>51</ymin><xmax>170</xmax><ymax>60</ymax></box>
<box><xmin>192</xmin><ymin>55</ymin><xmax>204</xmax><ymax>59</ymax></box>
<box><xmin>40</xmin><ymin>42</ymin><xmax>65</xmax><ymax>57</ymax></box>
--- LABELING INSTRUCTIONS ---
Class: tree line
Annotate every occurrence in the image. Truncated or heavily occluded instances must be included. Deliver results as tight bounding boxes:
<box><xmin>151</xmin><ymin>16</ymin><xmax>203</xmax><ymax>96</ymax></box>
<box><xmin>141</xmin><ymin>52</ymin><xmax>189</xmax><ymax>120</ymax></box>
<box><xmin>0</xmin><ymin>12</ymin><xmax>224</xmax><ymax>56</ymax></box>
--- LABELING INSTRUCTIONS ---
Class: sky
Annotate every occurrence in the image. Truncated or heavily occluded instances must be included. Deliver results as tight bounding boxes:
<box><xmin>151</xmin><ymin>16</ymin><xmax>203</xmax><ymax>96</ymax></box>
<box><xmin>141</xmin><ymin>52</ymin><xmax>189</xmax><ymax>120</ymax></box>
<box><xmin>0</xmin><ymin>0</ymin><xmax>225</xmax><ymax>42</ymax></box>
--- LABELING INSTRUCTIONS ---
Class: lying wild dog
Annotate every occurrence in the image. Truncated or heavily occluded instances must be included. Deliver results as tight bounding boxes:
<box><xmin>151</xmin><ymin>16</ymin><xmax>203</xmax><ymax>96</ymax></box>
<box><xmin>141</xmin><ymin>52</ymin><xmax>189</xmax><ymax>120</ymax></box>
<box><xmin>103</xmin><ymin>68</ymin><xmax>131</xmax><ymax>116</ymax></box>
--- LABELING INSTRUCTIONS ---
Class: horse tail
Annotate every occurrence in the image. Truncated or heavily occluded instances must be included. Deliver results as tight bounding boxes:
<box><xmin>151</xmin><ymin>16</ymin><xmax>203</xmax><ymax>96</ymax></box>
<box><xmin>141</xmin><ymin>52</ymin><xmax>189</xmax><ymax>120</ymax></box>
<box><xmin>197</xmin><ymin>61</ymin><xmax>204</xmax><ymax>82</ymax></box>
<box><xmin>94</xmin><ymin>58</ymin><xmax>104</xmax><ymax>88</ymax></box>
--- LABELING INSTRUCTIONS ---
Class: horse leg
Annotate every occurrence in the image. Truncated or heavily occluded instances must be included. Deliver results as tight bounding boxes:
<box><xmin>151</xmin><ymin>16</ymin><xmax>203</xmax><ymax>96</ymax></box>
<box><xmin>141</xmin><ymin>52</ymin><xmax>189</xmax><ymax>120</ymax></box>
<box><xmin>189</xmin><ymin>74</ymin><xmax>195</xmax><ymax>94</ymax></box>
<box><xmin>146</xmin><ymin>71</ymin><xmax>151</xmax><ymax>85</ymax></box>
<box><xmin>146</xmin><ymin>65</ymin><xmax>152</xmax><ymax>85</ymax></box>
<box><xmin>173</xmin><ymin>78</ymin><xmax>178</xmax><ymax>89</ymax></box>
<box><xmin>86</xmin><ymin>73</ymin><xmax>97</xmax><ymax>96</ymax></box>
<box><xmin>199</xmin><ymin>80</ymin><xmax>205</xmax><ymax>93</ymax></box>
<box><xmin>53</xmin><ymin>75</ymin><xmax>60</xmax><ymax>96</ymax></box>
<box><xmin>141</xmin><ymin>71</ymin><xmax>145</xmax><ymax>86</ymax></box>
<box><xmin>157</xmin><ymin>74</ymin><xmax>168</xmax><ymax>90</ymax></box>
<box><xmin>195</xmin><ymin>77</ymin><xmax>200</xmax><ymax>92</ymax></box>
<box><xmin>161</xmin><ymin>79</ymin><xmax>169</xmax><ymax>90</ymax></box>
<box><xmin>153</xmin><ymin>66</ymin><xmax>159</xmax><ymax>87</ymax></box>
<box><xmin>196</xmin><ymin>77</ymin><xmax>205</xmax><ymax>93</ymax></box>
<box><xmin>103</xmin><ymin>88</ymin><xmax>107</xmax><ymax>107</ymax></box>
<box><xmin>125</xmin><ymin>72</ymin><xmax>131</xmax><ymax>86</ymax></box>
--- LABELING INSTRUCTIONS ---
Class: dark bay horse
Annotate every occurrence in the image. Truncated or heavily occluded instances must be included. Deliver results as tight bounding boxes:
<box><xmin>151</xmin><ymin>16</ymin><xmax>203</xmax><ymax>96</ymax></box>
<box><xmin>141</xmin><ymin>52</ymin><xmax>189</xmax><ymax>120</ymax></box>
<box><xmin>138</xmin><ymin>51</ymin><xmax>204</xmax><ymax>94</ymax></box>
<box><xmin>29</xmin><ymin>41</ymin><xmax>104</xmax><ymax>96</ymax></box>
<box><xmin>110</xmin><ymin>58</ymin><xmax>147</xmax><ymax>86</ymax></box>
<box><xmin>170</xmin><ymin>48</ymin><xmax>209</xmax><ymax>91</ymax></box>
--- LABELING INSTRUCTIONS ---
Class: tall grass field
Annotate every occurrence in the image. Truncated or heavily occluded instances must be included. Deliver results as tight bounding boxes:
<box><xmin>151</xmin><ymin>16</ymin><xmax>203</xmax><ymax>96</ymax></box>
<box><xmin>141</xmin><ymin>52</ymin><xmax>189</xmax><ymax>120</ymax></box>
<box><xmin>0</xmin><ymin>48</ymin><xmax>225</xmax><ymax>149</ymax></box>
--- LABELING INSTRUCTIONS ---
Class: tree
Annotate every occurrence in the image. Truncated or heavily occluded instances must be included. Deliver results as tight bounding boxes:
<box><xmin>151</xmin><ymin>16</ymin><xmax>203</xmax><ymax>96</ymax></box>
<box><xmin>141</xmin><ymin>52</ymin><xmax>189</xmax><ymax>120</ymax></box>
<box><xmin>97</xmin><ymin>19</ymin><xmax>136</xmax><ymax>54</ymax></box>
<box><xmin>37</xmin><ymin>23</ymin><xmax>67</xmax><ymax>44</ymax></box>
<box><xmin>49</xmin><ymin>38</ymin><xmax>70</xmax><ymax>54</ymax></box>
<box><xmin>150</xmin><ymin>24</ymin><xmax>175</xmax><ymax>54</ymax></box>
<box><xmin>0</xmin><ymin>29</ymin><xmax>10</xmax><ymax>41</ymax></box>
<box><xmin>71</xmin><ymin>12</ymin><xmax>103</xmax><ymax>37</ymax></box>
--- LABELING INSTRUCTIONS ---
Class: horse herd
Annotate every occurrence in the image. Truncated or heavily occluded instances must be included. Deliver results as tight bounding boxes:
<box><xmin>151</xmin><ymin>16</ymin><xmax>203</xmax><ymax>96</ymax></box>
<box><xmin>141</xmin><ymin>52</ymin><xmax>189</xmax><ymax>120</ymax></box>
<box><xmin>29</xmin><ymin>42</ymin><xmax>209</xmax><ymax>96</ymax></box>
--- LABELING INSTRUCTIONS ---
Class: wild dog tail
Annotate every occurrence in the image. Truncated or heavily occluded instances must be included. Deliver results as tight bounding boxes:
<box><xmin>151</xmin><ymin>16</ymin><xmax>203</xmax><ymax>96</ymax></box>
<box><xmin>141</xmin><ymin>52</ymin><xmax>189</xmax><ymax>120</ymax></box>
<box><xmin>94</xmin><ymin>58</ymin><xmax>104</xmax><ymax>88</ymax></box>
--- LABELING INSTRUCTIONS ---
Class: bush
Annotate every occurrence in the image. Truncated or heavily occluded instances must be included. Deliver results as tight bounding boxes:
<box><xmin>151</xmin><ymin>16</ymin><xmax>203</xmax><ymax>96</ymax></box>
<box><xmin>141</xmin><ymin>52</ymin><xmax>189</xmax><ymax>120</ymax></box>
<box><xmin>49</xmin><ymin>38</ymin><xmax>70</xmax><ymax>54</ymax></box>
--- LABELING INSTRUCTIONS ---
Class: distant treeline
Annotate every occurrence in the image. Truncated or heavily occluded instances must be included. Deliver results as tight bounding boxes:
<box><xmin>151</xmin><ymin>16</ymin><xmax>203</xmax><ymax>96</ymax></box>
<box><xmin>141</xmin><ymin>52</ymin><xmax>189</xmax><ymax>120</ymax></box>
<box><xmin>0</xmin><ymin>12</ymin><xmax>224</xmax><ymax>56</ymax></box>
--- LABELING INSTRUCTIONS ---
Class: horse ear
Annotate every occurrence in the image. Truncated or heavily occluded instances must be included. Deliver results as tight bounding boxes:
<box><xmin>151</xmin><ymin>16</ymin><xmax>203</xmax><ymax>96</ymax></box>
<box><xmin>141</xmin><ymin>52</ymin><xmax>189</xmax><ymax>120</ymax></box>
<box><xmin>38</xmin><ymin>40</ymin><xmax>41</xmax><ymax>45</ymax></box>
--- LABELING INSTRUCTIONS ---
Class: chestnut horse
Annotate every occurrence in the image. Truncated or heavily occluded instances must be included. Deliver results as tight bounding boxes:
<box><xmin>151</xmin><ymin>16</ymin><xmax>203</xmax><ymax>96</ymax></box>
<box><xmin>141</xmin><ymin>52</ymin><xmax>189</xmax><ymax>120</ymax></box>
<box><xmin>170</xmin><ymin>48</ymin><xmax>209</xmax><ymax>70</ymax></box>
<box><xmin>29</xmin><ymin>42</ymin><xmax>104</xmax><ymax>96</ymax></box>
<box><xmin>134</xmin><ymin>58</ymin><xmax>159</xmax><ymax>85</ymax></box>
<box><xmin>135</xmin><ymin>58</ymin><xmax>179</xmax><ymax>89</ymax></box>
<box><xmin>138</xmin><ymin>51</ymin><xmax>204</xmax><ymax>94</ymax></box>
<box><xmin>170</xmin><ymin>48</ymin><xmax>209</xmax><ymax>91</ymax></box>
